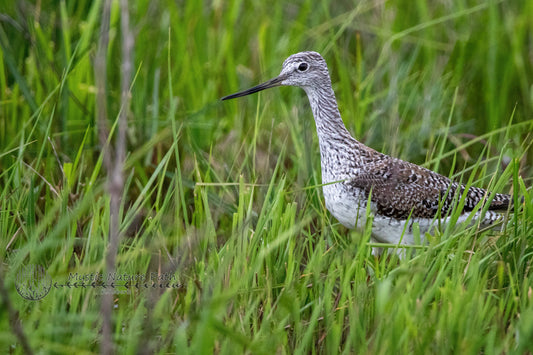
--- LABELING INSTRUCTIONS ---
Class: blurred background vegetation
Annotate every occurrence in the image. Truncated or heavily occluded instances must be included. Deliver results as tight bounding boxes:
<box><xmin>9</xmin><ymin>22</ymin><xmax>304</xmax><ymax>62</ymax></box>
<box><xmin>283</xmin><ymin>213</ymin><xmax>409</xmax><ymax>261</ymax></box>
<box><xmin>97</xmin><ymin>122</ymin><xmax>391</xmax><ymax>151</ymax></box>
<box><xmin>1</xmin><ymin>0</ymin><xmax>532</xmax><ymax>353</ymax></box>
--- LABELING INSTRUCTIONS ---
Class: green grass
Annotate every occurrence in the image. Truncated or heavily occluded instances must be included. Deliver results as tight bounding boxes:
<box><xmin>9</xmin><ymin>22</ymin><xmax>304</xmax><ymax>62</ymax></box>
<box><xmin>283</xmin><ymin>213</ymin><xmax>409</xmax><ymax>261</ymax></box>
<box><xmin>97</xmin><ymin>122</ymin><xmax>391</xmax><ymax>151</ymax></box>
<box><xmin>1</xmin><ymin>0</ymin><xmax>533</xmax><ymax>353</ymax></box>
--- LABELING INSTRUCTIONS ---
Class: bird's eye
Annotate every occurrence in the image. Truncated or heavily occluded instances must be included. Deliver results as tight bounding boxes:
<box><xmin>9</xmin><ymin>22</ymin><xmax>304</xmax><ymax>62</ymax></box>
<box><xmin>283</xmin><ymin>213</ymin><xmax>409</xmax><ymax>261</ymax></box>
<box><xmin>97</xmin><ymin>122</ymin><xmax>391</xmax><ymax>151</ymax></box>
<box><xmin>298</xmin><ymin>62</ymin><xmax>309</xmax><ymax>72</ymax></box>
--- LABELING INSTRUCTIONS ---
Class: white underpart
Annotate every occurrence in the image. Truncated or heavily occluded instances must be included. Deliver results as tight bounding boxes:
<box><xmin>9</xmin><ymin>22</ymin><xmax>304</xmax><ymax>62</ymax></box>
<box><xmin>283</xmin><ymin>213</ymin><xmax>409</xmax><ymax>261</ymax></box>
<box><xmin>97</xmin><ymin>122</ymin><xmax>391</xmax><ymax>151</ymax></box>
<box><xmin>323</xmin><ymin>180</ymin><xmax>501</xmax><ymax>254</ymax></box>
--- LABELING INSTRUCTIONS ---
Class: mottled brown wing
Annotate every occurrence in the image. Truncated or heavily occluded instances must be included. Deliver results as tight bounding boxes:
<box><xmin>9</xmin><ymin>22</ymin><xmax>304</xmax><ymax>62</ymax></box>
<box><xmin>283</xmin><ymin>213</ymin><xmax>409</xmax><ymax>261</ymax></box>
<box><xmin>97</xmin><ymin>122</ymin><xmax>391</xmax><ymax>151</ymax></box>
<box><xmin>347</xmin><ymin>157</ymin><xmax>510</xmax><ymax>220</ymax></box>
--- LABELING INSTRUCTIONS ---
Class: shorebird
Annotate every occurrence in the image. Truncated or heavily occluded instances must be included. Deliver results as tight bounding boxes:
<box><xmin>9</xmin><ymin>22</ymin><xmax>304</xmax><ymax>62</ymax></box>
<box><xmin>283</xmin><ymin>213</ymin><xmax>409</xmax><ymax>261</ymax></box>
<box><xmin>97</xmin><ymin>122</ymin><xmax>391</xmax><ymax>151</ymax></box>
<box><xmin>222</xmin><ymin>51</ymin><xmax>512</xmax><ymax>251</ymax></box>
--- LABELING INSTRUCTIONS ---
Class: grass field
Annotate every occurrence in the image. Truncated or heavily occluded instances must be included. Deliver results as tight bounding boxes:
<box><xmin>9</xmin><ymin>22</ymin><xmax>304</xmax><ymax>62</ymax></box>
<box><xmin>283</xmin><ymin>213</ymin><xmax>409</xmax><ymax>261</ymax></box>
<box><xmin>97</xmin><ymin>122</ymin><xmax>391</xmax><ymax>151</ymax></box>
<box><xmin>1</xmin><ymin>0</ymin><xmax>533</xmax><ymax>353</ymax></box>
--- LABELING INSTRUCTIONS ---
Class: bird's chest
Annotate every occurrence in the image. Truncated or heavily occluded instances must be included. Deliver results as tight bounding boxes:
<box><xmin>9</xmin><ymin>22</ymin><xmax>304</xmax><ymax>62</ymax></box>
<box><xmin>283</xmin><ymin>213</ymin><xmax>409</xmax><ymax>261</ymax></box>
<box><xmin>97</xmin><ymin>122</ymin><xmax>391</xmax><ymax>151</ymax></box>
<box><xmin>320</xmin><ymin>153</ymin><xmax>371</xmax><ymax>229</ymax></box>
<box><xmin>322</xmin><ymin>182</ymin><xmax>370</xmax><ymax>228</ymax></box>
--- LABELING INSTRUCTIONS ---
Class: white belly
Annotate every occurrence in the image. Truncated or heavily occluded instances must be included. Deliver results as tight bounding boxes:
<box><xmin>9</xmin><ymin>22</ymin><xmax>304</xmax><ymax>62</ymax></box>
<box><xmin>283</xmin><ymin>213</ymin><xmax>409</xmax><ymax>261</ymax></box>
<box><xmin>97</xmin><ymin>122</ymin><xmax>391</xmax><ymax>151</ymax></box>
<box><xmin>321</xmin><ymin>180</ymin><xmax>502</xmax><ymax>254</ymax></box>
<box><xmin>322</xmin><ymin>183</ymin><xmax>370</xmax><ymax>229</ymax></box>
<box><xmin>322</xmin><ymin>182</ymin><xmax>457</xmax><ymax>247</ymax></box>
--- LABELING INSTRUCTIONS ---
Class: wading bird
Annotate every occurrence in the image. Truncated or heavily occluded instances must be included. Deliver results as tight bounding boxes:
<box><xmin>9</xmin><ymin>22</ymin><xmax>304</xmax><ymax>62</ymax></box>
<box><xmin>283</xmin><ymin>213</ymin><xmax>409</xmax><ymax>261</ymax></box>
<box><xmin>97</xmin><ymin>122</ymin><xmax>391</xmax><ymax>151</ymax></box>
<box><xmin>222</xmin><ymin>51</ymin><xmax>513</xmax><ymax>252</ymax></box>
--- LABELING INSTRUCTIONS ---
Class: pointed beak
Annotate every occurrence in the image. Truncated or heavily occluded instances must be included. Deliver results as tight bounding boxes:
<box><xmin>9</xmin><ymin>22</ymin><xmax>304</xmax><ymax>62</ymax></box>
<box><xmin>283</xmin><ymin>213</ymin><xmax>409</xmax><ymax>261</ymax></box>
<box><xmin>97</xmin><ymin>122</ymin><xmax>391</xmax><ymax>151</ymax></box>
<box><xmin>221</xmin><ymin>74</ymin><xmax>286</xmax><ymax>100</ymax></box>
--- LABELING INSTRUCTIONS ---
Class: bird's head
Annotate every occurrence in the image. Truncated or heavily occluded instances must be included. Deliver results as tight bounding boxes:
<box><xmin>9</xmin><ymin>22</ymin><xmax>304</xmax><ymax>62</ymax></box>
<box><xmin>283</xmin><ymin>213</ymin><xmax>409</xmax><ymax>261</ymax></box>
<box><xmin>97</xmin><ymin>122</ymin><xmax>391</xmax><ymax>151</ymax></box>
<box><xmin>221</xmin><ymin>51</ymin><xmax>329</xmax><ymax>100</ymax></box>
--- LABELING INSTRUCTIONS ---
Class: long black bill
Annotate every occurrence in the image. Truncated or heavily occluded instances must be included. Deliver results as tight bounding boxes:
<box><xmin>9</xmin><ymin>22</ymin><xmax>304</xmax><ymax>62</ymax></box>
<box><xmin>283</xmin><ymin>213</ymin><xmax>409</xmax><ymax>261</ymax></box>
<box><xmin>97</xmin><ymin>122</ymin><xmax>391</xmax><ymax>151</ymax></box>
<box><xmin>221</xmin><ymin>75</ymin><xmax>286</xmax><ymax>100</ymax></box>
